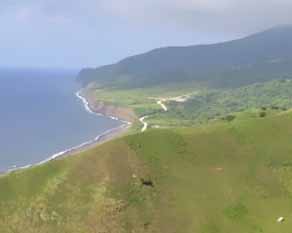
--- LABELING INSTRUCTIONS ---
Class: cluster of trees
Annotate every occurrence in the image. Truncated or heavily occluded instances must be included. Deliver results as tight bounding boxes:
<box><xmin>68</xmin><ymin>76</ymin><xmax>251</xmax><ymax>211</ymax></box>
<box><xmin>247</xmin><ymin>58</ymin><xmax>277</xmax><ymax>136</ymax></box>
<box><xmin>163</xmin><ymin>80</ymin><xmax>292</xmax><ymax>125</ymax></box>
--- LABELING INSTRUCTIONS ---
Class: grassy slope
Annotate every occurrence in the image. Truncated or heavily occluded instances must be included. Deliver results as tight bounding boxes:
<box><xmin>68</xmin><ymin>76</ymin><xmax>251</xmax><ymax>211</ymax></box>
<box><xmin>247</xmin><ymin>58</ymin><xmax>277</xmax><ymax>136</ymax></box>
<box><xmin>1</xmin><ymin>111</ymin><xmax>292</xmax><ymax>232</ymax></box>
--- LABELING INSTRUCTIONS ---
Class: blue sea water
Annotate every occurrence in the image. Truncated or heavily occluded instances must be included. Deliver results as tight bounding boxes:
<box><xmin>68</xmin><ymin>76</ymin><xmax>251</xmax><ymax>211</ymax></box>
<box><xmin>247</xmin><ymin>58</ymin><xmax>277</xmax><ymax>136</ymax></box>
<box><xmin>0</xmin><ymin>68</ymin><xmax>122</xmax><ymax>172</ymax></box>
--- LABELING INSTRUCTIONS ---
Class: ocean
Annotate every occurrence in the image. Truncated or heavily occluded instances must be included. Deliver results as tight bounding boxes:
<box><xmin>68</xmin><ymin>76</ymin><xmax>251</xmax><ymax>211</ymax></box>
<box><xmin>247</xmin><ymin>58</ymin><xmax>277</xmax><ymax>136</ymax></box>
<box><xmin>0</xmin><ymin>68</ymin><xmax>122</xmax><ymax>172</ymax></box>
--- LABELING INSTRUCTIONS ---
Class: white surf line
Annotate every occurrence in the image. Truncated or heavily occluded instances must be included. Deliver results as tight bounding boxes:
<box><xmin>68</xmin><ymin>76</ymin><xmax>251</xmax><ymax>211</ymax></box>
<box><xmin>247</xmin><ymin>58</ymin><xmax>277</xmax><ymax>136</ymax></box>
<box><xmin>76</xmin><ymin>90</ymin><xmax>131</xmax><ymax>126</ymax></box>
<box><xmin>6</xmin><ymin>124</ymin><xmax>129</xmax><ymax>174</ymax></box>
<box><xmin>37</xmin><ymin>123</ymin><xmax>129</xmax><ymax>166</ymax></box>
<box><xmin>5</xmin><ymin>90</ymin><xmax>132</xmax><ymax>174</ymax></box>
<box><xmin>76</xmin><ymin>91</ymin><xmax>95</xmax><ymax>115</ymax></box>
<box><xmin>139</xmin><ymin>116</ymin><xmax>149</xmax><ymax>132</ymax></box>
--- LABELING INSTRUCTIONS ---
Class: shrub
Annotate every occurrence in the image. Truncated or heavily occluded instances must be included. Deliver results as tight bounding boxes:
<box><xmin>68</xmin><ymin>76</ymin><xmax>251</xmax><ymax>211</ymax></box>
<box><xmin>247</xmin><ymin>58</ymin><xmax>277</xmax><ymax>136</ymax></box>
<box><xmin>271</xmin><ymin>106</ymin><xmax>280</xmax><ymax>110</ymax></box>
<box><xmin>259</xmin><ymin>111</ymin><xmax>267</xmax><ymax>118</ymax></box>
<box><xmin>223</xmin><ymin>115</ymin><xmax>236</xmax><ymax>122</ymax></box>
<box><xmin>281</xmin><ymin>107</ymin><xmax>288</xmax><ymax>111</ymax></box>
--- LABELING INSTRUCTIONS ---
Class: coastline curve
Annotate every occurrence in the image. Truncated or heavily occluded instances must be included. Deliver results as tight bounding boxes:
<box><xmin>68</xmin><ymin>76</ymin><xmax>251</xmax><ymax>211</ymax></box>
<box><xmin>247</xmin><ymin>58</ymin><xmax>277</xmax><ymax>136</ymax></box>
<box><xmin>3</xmin><ymin>90</ymin><xmax>131</xmax><ymax>175</ymax></box>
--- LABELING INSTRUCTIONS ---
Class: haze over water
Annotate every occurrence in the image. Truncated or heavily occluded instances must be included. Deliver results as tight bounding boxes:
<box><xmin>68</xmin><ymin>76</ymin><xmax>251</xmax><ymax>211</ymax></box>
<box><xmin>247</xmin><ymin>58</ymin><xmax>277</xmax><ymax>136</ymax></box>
<box><xmin>0</xmin><ymin>68</ymin><xmax>122</xmax><ymax>172</ymax></box>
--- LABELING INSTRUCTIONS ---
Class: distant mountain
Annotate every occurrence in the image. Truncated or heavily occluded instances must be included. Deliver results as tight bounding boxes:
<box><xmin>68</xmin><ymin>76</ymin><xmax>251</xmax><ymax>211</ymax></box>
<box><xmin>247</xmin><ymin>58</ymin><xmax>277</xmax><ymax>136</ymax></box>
<box><xmin>78</xmin><ymin>25</ymin><xmax>292</xmax><ymax>88</ymax></box>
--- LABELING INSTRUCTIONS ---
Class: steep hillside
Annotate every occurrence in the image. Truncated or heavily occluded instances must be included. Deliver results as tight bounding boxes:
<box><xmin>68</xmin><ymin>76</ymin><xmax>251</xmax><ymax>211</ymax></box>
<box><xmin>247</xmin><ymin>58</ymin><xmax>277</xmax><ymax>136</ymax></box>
<box><xmin>78</xmin><ymin>26</ymin><xmax>292</xmax><ymax>88</ymax></box>
<box><xmin>2</xmin><ymin>111</ymin><xmax>292</xmax><ymax>232</ymax></box>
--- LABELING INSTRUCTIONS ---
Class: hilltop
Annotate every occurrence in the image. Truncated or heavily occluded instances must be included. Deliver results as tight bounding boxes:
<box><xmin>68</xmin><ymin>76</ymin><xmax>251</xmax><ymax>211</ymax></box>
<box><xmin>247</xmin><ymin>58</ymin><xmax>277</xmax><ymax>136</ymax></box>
<box><xmin>1</xmin><ymin>110</ymin><xmax>292</xmax><ymax>232</ymax></box>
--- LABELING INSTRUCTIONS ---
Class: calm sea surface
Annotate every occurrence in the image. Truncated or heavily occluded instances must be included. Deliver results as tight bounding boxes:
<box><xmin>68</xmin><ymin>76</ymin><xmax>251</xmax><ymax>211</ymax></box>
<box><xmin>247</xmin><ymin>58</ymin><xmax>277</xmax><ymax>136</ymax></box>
<box><xmin>0</xmin><ymin>68</ymin><xmax>121</xmax><ymax>172</ymax></box>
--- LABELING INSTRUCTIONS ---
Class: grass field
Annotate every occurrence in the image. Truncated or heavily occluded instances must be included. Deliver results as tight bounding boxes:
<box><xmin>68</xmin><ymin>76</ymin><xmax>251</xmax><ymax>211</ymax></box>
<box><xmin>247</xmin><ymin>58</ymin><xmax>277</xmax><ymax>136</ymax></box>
<box><xmin>1</xmin><ymin>110</ymin><xmax>292</xmax><ymax>232</ymax></box>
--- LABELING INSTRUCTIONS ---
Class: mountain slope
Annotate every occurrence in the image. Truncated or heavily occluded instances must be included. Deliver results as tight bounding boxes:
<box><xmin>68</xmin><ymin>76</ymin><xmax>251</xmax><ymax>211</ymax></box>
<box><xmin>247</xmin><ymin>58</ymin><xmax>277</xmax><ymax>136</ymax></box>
<box><xmin>2</xmin><ymin>111</ymin><xmax>292</xmax><ymax>232</ymax></box>
<box><xmin>78</xmin><ymin>26</ymin><xmax>292</xmax><ymax>88</ymax></box>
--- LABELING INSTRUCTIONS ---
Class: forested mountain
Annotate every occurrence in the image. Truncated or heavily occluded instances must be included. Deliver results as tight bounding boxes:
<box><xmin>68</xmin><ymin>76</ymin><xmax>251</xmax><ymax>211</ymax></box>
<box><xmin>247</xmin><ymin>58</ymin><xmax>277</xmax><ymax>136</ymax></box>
<box><xmin>78</xmin><ymin>26</ymin><xmax>292</xmax><ymax>88</ymax></box>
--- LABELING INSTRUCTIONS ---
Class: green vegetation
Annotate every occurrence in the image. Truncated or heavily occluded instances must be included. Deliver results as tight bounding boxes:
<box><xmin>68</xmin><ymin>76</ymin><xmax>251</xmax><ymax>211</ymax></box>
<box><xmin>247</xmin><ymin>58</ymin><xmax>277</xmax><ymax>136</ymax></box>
<box><xmin>91</xmin><ymin>82</ymin><xmax>202</xmax><ymax>116</ymax></box>
<box><xmin>77</xmin><ymin>27</ymin><xmax>292</xmax><ymax>130</ymax></box>
<box><xmin>3</xmin><ymin>26</ymin><xmax>292</xmax><ymax>233</ymax></box>
<box><xmin>165</xmin><ymin>79</ymin><xmax>292</xmax><ymax>125</ymax></box>
<box><xmin>78</xmin><ymin>26</ymin><xmax>292</xmax><ymax>89</ymax></box>
<box><xmin>2</xmin><ymin>111</ymin><xmax>292</xmax><ymax>232</ymax></box>
<box><xmin>89</xmin><ymin>79</ymin><xmax>292</xmax><ymax>129</ymax></box>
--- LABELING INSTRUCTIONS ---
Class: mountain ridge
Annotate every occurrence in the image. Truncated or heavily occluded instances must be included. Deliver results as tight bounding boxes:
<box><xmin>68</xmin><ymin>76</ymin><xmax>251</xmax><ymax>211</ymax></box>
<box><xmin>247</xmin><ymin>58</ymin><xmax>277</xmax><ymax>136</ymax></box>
<box><xmin>78</xmin><ymin>25</ymin><xmax>292</xmax><ymax>88</ymax></box>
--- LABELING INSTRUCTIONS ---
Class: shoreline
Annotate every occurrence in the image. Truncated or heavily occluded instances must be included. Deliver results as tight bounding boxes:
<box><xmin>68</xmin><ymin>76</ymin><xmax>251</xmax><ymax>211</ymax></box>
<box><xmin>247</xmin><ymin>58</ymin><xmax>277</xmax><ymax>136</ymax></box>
<box><xmin>75</xmin><ymin>90</ymin><xmax>132</xmax><ymax>125</ymax></box>
<box><xmin>1</xmin><ymin>89</ymin><xmax>132</xmax><ymax>176</ymax></box>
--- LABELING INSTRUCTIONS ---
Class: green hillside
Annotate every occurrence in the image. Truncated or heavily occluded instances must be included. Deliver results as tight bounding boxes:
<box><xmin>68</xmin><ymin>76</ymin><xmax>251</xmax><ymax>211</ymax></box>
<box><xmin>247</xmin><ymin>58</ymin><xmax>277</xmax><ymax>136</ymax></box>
<box><xmin>2</xmin><ymin>111</ymin><xmax>292</xmax><ymax>232</ymax></box>
<box><xmin>162</xmin><ymin>79</ymin><xmax>292</xmax><ymax>125</ymax></box>
<box><xmin>78</xmin><ymin>26</ymin><xmax>292</xmax><ymax>88</ymax></box>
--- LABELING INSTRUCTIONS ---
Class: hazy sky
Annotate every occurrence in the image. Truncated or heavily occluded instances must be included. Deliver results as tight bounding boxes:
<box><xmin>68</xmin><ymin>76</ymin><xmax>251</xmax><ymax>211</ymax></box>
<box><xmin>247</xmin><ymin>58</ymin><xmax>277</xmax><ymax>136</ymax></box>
<box><xmin>1</xmin><ymin>0</ymin><xmax>292</xmax><ymax>68</ymax></box>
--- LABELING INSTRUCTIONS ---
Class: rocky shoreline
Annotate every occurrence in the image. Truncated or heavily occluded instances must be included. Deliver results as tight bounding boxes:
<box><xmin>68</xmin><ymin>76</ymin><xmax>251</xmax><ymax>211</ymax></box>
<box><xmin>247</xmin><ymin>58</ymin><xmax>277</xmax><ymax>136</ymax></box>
<box><xmin>80</xmin><ymin>88</ymin><xmax>137</xmax><ymax>123</ymax></box>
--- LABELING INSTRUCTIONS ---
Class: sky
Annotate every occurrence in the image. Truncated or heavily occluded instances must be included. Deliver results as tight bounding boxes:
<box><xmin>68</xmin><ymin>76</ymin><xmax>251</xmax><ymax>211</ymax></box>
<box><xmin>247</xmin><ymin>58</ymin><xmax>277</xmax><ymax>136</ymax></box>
<box><xmin>1</xmin><ymin>0</ymin><xmax>292</xmax><ymax>69</ymax></box>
